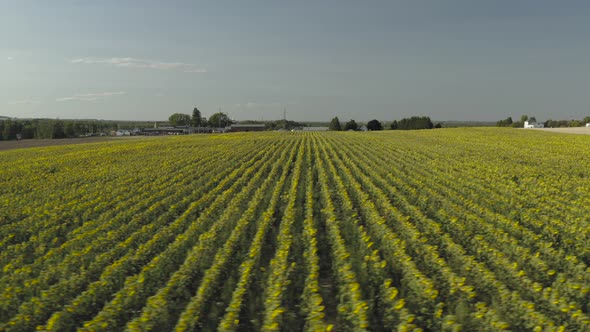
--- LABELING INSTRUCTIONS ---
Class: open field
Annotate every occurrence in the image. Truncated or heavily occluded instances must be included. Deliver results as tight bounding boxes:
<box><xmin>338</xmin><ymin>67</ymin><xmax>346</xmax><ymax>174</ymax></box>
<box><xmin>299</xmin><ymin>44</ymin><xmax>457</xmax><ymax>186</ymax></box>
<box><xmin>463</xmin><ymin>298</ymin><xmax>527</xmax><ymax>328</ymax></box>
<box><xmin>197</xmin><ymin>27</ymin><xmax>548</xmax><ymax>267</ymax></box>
<box><xmin>533</xmin><ymin>127</ymin><xmax>590</xmax><ymax>135</ymax></box>
<box><xmin>1</xmin><ymin>128</ymin><xmax>589</xmax><ymax>331</ymax></box>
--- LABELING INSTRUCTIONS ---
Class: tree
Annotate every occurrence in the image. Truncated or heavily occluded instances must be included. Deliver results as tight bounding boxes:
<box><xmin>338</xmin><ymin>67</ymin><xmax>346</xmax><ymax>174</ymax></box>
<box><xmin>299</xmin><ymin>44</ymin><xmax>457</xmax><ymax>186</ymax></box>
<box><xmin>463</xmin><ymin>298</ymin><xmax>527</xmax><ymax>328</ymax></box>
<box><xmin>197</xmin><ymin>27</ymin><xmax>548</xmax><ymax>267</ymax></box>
<box><xmin>435</xmin><ymin>123</ymin><xmax>442</xmax><ymax>128</ymax></box>
<box><xmin>390</xmin><ymin>120</ymin><xmax>399</xmax><ymax>130</ymax></box>
<box><xmin>392</xmin><ymin>116</ymin><xmax>433</xmax><ymax>130</ymax></box>
<box><xmin>521</xmin><ymin>114</ymin><xmax>528</xmax><ymax>122</ymax></box>
<box><xmin>528</xmin><ymin>116</ymin><xmax>537</xmax><ymax>123</ymax></box>
<box><xmin>65</xmin><ymin>122</ymin><xmax>76</xmax><ymax>138</ymax></box>
<box><xmin>344</xmin><ymin>119</ymin><xmax>358</xmax><ymax>131</ymax></box>
<box><xmin>52</xmin><ymin>120</ymin><xmax>66</xmax><ymax>139</ymax></box>
<box><xmin>2</xmin><ymin>120</ymin><xmax>13</xmax><ymax>140</ymax></box>
<box><xmin>496</xmin><ymin>116</ymin><xmax>514</xmax><ymax>127</ymax></box>
<box><xmin>169</xmin><ymin>113</ymin><xmax>192</xmax><ymax>126</ymax></box>
<box><xmin>191</xmin><ymin>108</ymin><xmax>203</xmax><ymax>127</ymax></box>
<box><xmin>329</xmin><ymin>117</ymin><xmax>342</xmax><ymax>131</ymax></box>
<box><xmin>367</xmin><ymin>119</ymin><xmax>383</xmax><ymax>131</ymax></box>
<box><xmin>209</xmin><ymin>112</ymin><xmax>232</xmax><ymax>128</ymax></box>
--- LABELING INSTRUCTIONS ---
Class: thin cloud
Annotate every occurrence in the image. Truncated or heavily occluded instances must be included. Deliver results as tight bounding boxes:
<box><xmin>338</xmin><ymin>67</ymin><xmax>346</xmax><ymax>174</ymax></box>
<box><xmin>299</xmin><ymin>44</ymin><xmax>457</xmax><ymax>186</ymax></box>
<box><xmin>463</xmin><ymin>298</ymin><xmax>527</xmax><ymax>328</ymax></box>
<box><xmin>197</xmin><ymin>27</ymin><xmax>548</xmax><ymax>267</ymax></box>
<box><xmin>56</xmin><ymin>91</ymin><xmax>126</xmax><ymax>102</ymax></box>
<box><xmin>71</xmin><ymin>57</ymin><xmax>207</xmax><ymax>73</ymax></box>
<box><xmin>7</xmin><ymin>100</ymin><xmax>40</xmax><ymax>105</ymax></box>
<box><xmin>6</xmin><ymin>57</ymin><xmax>13</xmax><ymax>61</ymax></box>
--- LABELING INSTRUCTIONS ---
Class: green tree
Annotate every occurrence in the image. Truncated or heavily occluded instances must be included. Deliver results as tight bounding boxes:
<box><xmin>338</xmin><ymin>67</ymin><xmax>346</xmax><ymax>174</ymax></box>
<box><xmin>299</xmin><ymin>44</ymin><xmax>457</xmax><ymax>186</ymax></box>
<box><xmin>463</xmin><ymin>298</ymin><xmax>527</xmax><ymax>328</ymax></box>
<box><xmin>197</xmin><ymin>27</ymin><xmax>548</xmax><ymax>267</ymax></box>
<box><xmin>53</xmin><ymin>120</ymin><xmax>66</xmax><ymax>139</ymax></box>
<box><xmin>209</xmin><ymin>112</ymin><xmax>232</xmax><ymax>128</ymax></box>
<box><xmin>367</xmin><ymin>119</ymin><xmax>383</xmax><ymax>131</ymax></box>
<box><xmin>191</xmin><ymin>108</ymin><xmax>203</xmax><ymax>127</ymax></box>
<box><xmin>2</xmin><ymin>119</ymin><xmax>12</xmax><ymax>140</ymax></box>
<box><xmin>393</xmin><ymin>116</ymin><xmax>433</xmax><ymax>130</ymax></box>
<box><xmin>521</xmin><ymin>114</ymin><xmax>528</xmax><ymax>122</ymax></box>
<box><xmin>344</xmin><ymin>119</ymin><xmax>358</xmax><ymax>131</ymax></box>
<box><xmin>169</xmin><ymin>113</ymin><xmax>192</xmax><ymax>126</ymax></box>
<box><xmin>496</xmin><ymin>116</ymin><xmax>513</xmax><ymax>127</ymax></box>
<box><xmin>390</xmin><ymin>120</ymin><xmax>399</xmax><ymax>130</ymax></box>
<box><xmin>65</xmin><ymin>122</ymin><xmax>76</xmax><ymax>138</ymax></box>
<box><xmin>329</xmin><ymin>117</ymin><xmax>342</xmax><ymax>131</ymax></box>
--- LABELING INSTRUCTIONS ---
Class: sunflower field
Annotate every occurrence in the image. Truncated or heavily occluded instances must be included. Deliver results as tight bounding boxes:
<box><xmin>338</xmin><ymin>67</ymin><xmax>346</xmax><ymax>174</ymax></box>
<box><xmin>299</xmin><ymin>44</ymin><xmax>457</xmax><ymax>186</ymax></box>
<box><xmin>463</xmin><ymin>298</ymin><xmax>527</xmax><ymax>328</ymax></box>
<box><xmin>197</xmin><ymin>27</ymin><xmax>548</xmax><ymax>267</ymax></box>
<box><xmin>1</xmin><ymin>128</ymin><xmax>589</xmax><ymax>331</ymax></box>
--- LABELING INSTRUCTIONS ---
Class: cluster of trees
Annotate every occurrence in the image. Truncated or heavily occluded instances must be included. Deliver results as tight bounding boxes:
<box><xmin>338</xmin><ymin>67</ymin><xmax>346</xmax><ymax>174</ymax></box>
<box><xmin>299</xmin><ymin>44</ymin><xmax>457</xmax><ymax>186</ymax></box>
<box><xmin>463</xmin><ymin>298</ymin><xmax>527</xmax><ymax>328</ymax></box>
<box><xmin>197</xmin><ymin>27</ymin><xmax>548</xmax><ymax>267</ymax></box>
<box><xmin>497</xmin><ymin>114</ymin><xmax>590</xmax><ymax>128</ymax></box>
<box><xmin>545</xmin><ymin>118</ymin><xmax>590</xmax><ymax>128</ymax></box>
<box><xmin>329</xmin><ymin>117</ymin><xmax>363</xmax><ymax>131</ymax></box>
<box><xmin>496</xmin><ymin>115</ymin><xmax>535</xmax><ymax>128</ymax></box>
<box><xmin>0</xmin><ymin>119</ymin><xmax>150</xmax><ymax>140</ymax></box>
<box><xmin>168</xmin><ymin>108</ymin><xmax>233</xmax><ymax>128</ymax></box>
<box><xmin>329</xmin><ymin>118</ymin><xmax>383</xmax><ymax>131</ymax></box>
<box><xmin>391</xmin><ymin>116</ymin><xmax>437</xmax><ymax>130</ymax></box>
<box><xmin>329</xmin><ymin>116</ymin><xmax>437</xmax><ymax>131</ymax></box>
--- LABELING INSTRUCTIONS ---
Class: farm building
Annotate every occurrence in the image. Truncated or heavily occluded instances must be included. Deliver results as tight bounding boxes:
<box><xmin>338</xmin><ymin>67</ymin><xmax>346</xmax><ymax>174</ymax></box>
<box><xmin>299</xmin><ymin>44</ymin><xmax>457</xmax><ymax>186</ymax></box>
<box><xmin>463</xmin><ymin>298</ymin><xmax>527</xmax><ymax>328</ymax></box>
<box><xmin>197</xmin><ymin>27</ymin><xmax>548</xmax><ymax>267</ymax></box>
<box><xmin>229</xmin><ymin>124</ymin><xmax>266</xmax><ymax>132</ymax></box>
<box><xmin>524</xmin><ymin>120</ymin><xmax>544</xmax><ymax>128</ymax></box>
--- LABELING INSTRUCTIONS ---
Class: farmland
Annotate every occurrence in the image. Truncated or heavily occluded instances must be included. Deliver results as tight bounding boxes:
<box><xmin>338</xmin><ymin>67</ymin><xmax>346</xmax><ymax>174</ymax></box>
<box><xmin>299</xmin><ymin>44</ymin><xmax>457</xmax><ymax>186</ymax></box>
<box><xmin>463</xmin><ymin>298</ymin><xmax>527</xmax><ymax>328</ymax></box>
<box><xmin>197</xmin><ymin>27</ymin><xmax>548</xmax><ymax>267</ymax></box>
<box><xmin>1</xmin><ymin>128</ymin><xmax>590</xmax><ymax>331</ymax></box>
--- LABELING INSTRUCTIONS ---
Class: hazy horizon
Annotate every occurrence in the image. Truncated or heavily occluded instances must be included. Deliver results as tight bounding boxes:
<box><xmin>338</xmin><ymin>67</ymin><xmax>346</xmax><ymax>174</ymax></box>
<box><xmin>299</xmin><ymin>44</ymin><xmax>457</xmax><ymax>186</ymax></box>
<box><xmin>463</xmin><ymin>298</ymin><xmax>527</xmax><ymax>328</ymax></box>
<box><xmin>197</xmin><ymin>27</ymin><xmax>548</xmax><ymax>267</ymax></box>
<box><xmin>2</xmin><ymin>1</ymin><xmax>590</xmax><ymax>122</ymax></box>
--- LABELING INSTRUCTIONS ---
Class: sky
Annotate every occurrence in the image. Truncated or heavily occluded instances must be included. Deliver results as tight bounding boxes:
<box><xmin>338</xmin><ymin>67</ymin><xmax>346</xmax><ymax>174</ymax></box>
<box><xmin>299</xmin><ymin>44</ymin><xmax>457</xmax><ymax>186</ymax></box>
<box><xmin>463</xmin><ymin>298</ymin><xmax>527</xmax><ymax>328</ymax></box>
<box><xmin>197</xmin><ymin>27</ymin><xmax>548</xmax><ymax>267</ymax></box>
<box><xmin>1</xmin><ymin>0</ymin><xmax>590</xmax><ymax>122</ymax></box>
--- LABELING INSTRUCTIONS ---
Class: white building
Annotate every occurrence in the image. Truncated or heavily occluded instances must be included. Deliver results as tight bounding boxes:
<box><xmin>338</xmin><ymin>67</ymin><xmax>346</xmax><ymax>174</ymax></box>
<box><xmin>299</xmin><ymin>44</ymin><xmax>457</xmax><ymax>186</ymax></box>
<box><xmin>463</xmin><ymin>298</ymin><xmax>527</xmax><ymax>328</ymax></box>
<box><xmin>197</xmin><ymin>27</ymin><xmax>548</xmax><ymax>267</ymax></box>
<box><xmin>524</xmin><ymin>120</ymin><xmax>544</xmax><ymax>128</ymax></box>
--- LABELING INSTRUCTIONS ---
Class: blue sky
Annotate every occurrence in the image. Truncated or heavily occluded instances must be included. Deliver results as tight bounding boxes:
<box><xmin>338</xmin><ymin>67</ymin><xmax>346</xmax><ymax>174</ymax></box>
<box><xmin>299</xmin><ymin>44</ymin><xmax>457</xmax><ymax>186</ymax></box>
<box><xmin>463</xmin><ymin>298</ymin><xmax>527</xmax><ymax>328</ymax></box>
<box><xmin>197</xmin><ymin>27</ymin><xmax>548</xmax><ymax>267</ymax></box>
<box><xmin>1</xmin><ymin>0</ymin><xmax>590</xmax><ymax>122</ymax></box>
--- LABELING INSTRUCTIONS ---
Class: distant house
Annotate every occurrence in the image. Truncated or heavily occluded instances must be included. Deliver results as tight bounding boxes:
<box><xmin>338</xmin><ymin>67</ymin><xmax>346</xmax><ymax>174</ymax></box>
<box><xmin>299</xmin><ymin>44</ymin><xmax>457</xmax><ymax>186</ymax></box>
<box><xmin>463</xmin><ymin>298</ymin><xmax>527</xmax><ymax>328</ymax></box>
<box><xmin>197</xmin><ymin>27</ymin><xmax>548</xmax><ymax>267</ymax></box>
<box><xmin>524</xmin><ymin>120</ymin><xmax>544</xmax><ymax>128</ymax></box>
<box><xmin>302</xmin><ymin>127</ymin><xmax>329</xmax><ymax>131</ymax></box>
<box><xmin>229</xmin><ymin>124</ymin><xmax>266</xmax><ymax>132</ymax></box>
<box><xmin>586</xmin><ymin>123</ymin><xmax>590</xmax><ymax>128</ymax></box>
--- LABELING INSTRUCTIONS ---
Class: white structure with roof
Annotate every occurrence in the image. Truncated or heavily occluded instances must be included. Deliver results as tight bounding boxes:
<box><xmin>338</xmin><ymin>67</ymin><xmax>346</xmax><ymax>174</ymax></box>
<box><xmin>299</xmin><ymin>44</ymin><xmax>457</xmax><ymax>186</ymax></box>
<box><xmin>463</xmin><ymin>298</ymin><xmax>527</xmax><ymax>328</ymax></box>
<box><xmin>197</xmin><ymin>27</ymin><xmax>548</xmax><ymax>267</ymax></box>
<box><xmin>524</xmin><ymin>120</ymin><xmax>544</xmax><ymax>128</ymax></box>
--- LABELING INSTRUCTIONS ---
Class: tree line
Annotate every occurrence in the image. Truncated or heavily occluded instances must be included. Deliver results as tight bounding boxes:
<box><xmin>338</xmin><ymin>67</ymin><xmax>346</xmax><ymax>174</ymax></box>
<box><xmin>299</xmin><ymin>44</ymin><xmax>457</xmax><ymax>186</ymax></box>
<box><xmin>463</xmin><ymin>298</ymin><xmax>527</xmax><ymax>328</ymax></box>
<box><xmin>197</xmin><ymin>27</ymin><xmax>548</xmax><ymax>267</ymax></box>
<box><xmin>168</xmin><ymin>108</ymin><xmax>233</xmax><ymax>128</ymax></box>
<box><xmin>0</xmin><ymin>118</ymin><xmax>156</xmax><ymax>141</ymax></box>
<box><xmin>497</xmin><ymin>115</ymin><xmax>590</xmax><ymax>128</ymax></box>
<box><xmin>329</xmin><ymin>116</ymin><xmax>438</xmax><ymax>131</ymax></box>
<box><xmin>169</xmin><ymin>108</ymin><xmax>308</xmax><ymax>130</ymax></box>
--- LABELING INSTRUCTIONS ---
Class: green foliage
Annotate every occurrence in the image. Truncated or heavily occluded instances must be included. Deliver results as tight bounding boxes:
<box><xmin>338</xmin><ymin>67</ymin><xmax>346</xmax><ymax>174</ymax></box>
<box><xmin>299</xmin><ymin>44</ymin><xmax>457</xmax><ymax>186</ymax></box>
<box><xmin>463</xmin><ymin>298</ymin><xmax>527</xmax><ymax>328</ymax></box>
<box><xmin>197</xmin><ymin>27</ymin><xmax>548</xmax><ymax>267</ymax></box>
<box><xmin>209</xmin><ymin>112</ymin><xmax>232</xmax><ymax>128</ymax></box>
<box><xmin>169</xmin><ymin>113</ymin><xmax>192</xmax><ymax>126</ymax></box>
<box><xmin>496</xmin><ymin>117</ymin><xmax>513</xmax><ymax>127</ymax></box>
<box><xmin>329</xmin><ymin>117</ymin><xmax>342</xmax><ymax>131</ymax></box>
<box><xmin>0</xmin><ymin>119</ymin><xmax>154</xmax><ymax>140</ymax></box>
<box><xmin>391</xmin><ymin>116</ymin><xmax>434</xmax><ymax>130</ymax></box>
<box><xmin>191</xmin><ymin>108</ymin><xmax>204</xmax><ymax>127</ymax></box>
<box><xmin>2</xmin><ymin>129</ymin><xmax>590</xmax><ymax>331</ymax></box>
<box><xmin>344</xmin><ymin>119</ymin><xmax>358</xmax><ymax>131</ymax></box>
<box><xmin>367</xmin><ymin>119</ymin><xmax>383</xmax><ymax>131</ymax></box>
<box><xmin>266</xmin><ymin>119</ymin><xmax>306</xmax><ymax>130</ymax></box>
<box><xmin>52</xmin><ymin>120</ymin><xmax>66</xmax><ymax>139</ymax></box>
